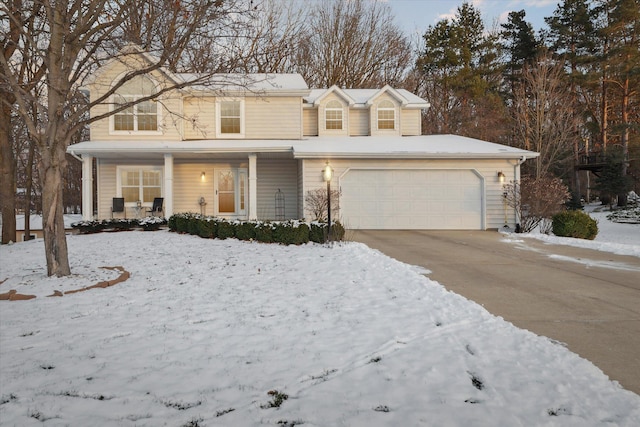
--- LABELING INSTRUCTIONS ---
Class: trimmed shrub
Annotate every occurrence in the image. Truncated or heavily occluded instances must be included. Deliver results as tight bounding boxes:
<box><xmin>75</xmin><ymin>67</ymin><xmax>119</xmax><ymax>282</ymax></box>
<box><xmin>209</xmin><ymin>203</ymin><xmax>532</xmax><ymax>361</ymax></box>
<box><xmin>187</xmin><ymin>215</ymin><xmax>201</xmax><ymax>235</ymax></box>
<box><xmin>174</xmin><ymin>214</ymin><xmax>191</xmax><ymax>233</ymax></box>
<box><xmin>197</xmin><ymin>218</ymin><xmax>217</xmax><ymax>238</ymax></box>
<box><xmin>552</xmin><ymin>210</ymin><xmax>598</xmax><ymax>240</ymax></box>
<box><xmin>235</xmin><ymin>222</ymin><xmax>257</xmax><ymax>241</ymax></box>
<box><xmin>216</xmin><ymin>220</ymin><xmax>235</xmax><ymax>240</ymax></box>
<box><xmin>167</xmin><ymin>215</ymin><xmax>178</xmax><ymax>231</ymax></box>
<box><xmin>255</xmin><ymin>222</ymin><xmax>274</xmax><ymax>243</ymax></box>
<box><xmin>309</xmin><ymin>222</ymin><xmax>326</xmax><ymax>243</ymax></box>
<box><xmin>330</xmin><ymin>221</ymin><xmax>346</xmax><ymax>241</ymax></box>
<box><xmin>272</xmin><ymin>221</ymin><xmax>310</xmax><ymax>245</ymax></box>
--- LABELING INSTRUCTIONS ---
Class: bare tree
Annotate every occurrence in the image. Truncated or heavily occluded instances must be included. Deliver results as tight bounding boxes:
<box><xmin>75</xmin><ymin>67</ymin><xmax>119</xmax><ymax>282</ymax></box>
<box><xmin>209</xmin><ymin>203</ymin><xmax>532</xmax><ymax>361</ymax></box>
<box><xmin>0</xmin><ymin>0</ymin><xmax>253</xmax><ymax>275</ymax></box>
<box><xmin>297</xmin><ymin>0</ymin><xmax>411</xmax><ymax>88</ymax></box>
<box><xmin>304</xmin><ymin>188</ymin><xmax>340</xmax><ymax>222</ymax></box>
<box><xmin>511</xmin><ymin>54</ymin><xmax>578</xmax><ymax>178</ymax></box>
<box><xmin>504</xmin><ymin>175</ymin><xmax>571</xmax><ymax>233</ymax></box>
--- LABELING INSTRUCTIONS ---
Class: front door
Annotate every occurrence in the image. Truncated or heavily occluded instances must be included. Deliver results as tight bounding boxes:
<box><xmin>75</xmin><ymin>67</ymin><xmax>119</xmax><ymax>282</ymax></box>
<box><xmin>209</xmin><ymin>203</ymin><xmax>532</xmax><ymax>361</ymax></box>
<box><xmin>215</xmin><ymin>169</ymin><xmax>247</xmax><ymax>218</ymax></box>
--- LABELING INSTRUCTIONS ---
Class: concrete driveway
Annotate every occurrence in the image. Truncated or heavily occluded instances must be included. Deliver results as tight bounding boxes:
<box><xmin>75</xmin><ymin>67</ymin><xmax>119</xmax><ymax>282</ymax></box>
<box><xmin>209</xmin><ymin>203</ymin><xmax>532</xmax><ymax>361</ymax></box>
<box><xmin>350</xmin><ymin>229</ymin><xmax>640</xmax><ymax>395</ymax></box>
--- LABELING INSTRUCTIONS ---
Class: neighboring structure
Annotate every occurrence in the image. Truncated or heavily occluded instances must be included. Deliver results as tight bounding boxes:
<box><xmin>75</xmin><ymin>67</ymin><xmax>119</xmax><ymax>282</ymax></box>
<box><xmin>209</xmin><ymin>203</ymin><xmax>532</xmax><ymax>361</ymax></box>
<box><xmin>68</xmin><ymin>47</ymin><xmax>538</xmax><ymax>230</ymax></box>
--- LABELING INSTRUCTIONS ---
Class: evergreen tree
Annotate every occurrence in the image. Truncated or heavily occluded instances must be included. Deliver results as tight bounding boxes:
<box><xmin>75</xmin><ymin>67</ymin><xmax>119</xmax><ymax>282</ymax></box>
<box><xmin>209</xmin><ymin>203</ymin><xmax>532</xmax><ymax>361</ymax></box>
<box><xmin>501</xmin><ymin>10</ymin><xmax>539</xmax><ymax>80</ymax></box>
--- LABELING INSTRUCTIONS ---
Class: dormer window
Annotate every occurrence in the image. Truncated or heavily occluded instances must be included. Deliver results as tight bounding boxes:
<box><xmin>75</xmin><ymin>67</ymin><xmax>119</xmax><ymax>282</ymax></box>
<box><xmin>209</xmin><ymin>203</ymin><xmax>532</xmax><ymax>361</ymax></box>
<box><xmin>377</xmin><ymin>100</ymin><xmax>395</xmax><ymax>130</ymax></box>
<box><xmin>112</xmin><ymin>76</ymin><xmax>158</xmax><ymax>132</ymax></box>
<box><xmin>325</xmin><ymin>100</ymin><xmax>343</xmax><ymax>130</ymax></box>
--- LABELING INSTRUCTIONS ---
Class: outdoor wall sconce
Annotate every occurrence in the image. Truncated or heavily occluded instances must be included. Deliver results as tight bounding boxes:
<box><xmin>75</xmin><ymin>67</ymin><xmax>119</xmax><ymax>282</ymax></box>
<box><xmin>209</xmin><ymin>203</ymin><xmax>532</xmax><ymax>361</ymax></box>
<box><xmin>201</xmin><ymin>171</ymin><xmax>206</xmax><ymax>182</ymax></box>
<box><xmin>497</xmin><ymin>171</ymin><xmax>505</xmax><ymax>184</ymax></box>
<box><xmin>323</xmin><ymin>162</ymin><xmax>334</xmax><ymax>241</ymax></box>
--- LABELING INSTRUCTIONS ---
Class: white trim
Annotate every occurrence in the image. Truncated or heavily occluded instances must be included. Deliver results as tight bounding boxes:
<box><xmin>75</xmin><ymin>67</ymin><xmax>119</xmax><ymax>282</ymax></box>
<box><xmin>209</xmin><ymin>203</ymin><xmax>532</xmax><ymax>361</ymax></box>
<box><xmin>215</xmin><ymin>98</ymin><xmax>245</xmax><ymax>138</ymax></box>
<box><xmin>248</xmin><ymin>154</ymin><xmax>257</xmax><ymax>220</ymax></box>
<box><xmin>164</xmin><ymin>154</ymin><xmax>173</xmax><ymax>217</ymax></box>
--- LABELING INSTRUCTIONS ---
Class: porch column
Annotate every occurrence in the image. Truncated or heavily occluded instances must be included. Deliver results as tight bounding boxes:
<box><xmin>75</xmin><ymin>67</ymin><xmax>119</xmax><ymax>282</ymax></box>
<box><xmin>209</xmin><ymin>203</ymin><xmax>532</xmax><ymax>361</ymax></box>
<box><xmin>249</xmin><ymin>153</ymin><xmax>257</xmax><ymax>220</ymax></box>
<box><xmin>82</xmin><ymin>155</ymin><xmax>93</xmax><ymax>220</ymax></box>
<box><xmin>164</xmin><ymin>153</ymin><xmax>174</xmax><ymax>217</ymax></box>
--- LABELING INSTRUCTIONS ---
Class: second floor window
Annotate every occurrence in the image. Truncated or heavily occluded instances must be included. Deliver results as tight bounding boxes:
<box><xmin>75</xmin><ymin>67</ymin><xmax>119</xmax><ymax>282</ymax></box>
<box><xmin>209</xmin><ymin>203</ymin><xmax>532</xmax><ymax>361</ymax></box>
<box><xmin>114</xmin><ymin>96</ymin><xmax>157</xmax><ymax>131</ymax></box>
<box><xmin>325</xmin><ymin>100</ymin><xmax>343</xmax><ymax>130</ymax></box>
<box><xmin>220</xmin><ymin>101</ymin><xmax>241</xmax><ymax>134</ymax></box>
<box><xmin>377</xmin><ymin>100</ymin><xmax>395</xmax><ymax>130</ymax></box>
<box><xmin>112</xmin><ymin>76</ymin><xmax>158</xmax><ymax>132</ymax></box>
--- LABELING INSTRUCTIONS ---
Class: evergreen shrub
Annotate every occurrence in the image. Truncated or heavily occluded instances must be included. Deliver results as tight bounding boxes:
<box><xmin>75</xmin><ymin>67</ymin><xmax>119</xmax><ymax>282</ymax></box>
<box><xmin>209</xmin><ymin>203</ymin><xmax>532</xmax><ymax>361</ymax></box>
<box><xmin>552</xmin><ymin>210</ymin><xmax>598</xmax><ymax>240</ymax></box>
<box><xmin>216</xmin><ymin>220</ymin><xmax>235</xmax><ymax>239</ymax></box>
<box><xmin>235</xmin><ymin>222</ymin><xmax>257</xmax><ymax>241</ymax></box>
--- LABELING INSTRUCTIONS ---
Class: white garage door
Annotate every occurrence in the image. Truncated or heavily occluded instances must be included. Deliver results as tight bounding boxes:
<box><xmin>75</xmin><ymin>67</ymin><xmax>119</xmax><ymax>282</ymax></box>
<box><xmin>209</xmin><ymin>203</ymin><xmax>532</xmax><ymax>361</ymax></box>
<box><xmin>341</xmin><ymin>169</ymin><xmax>483</xmax><ymax>229</ymax></box>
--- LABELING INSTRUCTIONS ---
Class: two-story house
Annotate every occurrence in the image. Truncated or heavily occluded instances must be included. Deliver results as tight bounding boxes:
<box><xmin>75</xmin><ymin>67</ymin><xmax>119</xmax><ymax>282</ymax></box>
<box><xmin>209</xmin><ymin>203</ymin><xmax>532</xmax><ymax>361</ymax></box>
<box><xmin>69</xmin><ymin>47</ymin><xmax>538</xmax><ymax>230</ymax></box>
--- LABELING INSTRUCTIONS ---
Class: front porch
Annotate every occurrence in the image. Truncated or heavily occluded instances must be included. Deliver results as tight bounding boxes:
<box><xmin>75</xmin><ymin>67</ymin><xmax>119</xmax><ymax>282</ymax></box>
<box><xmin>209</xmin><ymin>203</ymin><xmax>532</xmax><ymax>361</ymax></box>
<box><xmin>81</xmin><ymin>153</ymin><xmax>303</xmax><ymax>221</ymax></box>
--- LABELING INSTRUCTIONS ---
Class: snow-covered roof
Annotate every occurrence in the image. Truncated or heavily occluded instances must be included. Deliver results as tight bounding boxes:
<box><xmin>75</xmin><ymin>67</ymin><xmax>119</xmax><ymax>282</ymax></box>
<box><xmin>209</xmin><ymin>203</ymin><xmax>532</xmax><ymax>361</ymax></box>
<box><xmin>180</xmin><ymin>73</ymin><xmax>309</xmax><ymax>94</ymax></box>
<box><xmin>68</xmin><ymin>135</ymin><xmax>538</xmax><ymax>160</ymax></box>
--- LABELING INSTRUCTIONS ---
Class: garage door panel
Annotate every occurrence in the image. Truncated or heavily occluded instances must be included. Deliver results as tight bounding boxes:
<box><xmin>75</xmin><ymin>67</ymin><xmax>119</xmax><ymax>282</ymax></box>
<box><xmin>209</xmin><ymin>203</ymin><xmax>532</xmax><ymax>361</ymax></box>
<box><xmin>341</xmin><ymin>169</ymin><xmax>482</xmax><ymax>230</ymax></box>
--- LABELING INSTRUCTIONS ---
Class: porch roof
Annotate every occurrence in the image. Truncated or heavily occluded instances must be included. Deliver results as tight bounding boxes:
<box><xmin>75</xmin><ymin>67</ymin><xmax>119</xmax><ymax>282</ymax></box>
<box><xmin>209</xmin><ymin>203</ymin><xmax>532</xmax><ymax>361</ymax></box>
<box><xmin>67</xmin><ymin>135</ymin><xmax>538</xmax><ymax>160</ymax></box>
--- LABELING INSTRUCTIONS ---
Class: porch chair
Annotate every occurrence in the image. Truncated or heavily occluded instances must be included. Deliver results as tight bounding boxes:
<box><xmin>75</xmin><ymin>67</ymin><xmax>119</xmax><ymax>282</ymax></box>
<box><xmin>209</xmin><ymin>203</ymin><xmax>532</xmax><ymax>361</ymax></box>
<box><xmin>146</xmin><ymin>197</ymin><xmax>164</xmax><ymax>217</ymax></box>
<box><xmin>111</xmin><ymin>197</ymin><xmax>126</xmax><ymax>219</ymax></box>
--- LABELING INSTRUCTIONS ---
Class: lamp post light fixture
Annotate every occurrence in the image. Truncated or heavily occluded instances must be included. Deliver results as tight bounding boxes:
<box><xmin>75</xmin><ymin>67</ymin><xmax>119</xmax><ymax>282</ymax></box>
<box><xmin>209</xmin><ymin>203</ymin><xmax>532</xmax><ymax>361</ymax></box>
<box><xmin>323</xmin><ymin>161</ymin><xmax>333</xmax><ymax>242</ymax></box>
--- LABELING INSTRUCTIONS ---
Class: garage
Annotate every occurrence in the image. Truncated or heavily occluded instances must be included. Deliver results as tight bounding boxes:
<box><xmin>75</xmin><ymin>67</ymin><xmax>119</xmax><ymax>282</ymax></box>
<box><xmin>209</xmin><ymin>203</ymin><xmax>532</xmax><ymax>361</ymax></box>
<box><xmin>340</xmin><ymin>169</ymin><xmax>483</xmax><ymax>229</ymax></box>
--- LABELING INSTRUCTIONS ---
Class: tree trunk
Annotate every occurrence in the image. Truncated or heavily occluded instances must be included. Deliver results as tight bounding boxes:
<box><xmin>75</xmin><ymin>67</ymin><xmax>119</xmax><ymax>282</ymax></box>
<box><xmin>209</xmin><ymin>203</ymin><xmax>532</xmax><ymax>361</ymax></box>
<box><xmin>39</xmin><ymin>142</ymin><xmax>71</xmax><ymax>276</ymax></box>
<box><xmin>24</xmin><ymin>140</ymin><xmax>36</xmax><ymax>240</ymax></box>
<box><xmin>617</xmin><ymin>75</ymin><xmax>630</xmax><ymax>206</ymax></box>
<box><xmin>0</xmin><ymin>103</ymin><xmax>17</xmax><ymax>244</ymax></box>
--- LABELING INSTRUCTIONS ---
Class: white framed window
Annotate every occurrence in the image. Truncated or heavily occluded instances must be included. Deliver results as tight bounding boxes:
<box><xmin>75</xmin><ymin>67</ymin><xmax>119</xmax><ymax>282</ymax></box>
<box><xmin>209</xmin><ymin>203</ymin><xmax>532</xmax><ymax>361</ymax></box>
<box><xmin>377</xmin><ymin>100</ymin><xmax>395</xmax><ymax>130</ymax></box>
<box><xmin>216</xmin><ymin>99</ymin><xmax>245</xmax><ymax>138</ymax></box>
<box><xmin>110</xmin><ymin>76</ymin><xmax>161</xmax><ymax>134</ymax></box>
<box><xmin>117</xmin><ymin>166</ymin><xmax>163</xmax><ymax>206</ymax></box>
<box><xmin>325</xmin><ymin>100</ymin><xmax>343</xmax><ymax>130</ymax></box>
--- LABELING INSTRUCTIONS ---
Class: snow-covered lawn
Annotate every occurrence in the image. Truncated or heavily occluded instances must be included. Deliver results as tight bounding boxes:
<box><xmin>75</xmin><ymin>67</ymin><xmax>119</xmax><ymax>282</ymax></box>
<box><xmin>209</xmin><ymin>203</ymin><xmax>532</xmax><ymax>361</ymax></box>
<box><xmin>1</xmin><ymin>216</ymin><xmax>640</xmax><ymax>426</ymax></box>
<box><xmin>505</xmin><ymin>207</ymin><xmax>640</xmax><ymax>258</ymax></box>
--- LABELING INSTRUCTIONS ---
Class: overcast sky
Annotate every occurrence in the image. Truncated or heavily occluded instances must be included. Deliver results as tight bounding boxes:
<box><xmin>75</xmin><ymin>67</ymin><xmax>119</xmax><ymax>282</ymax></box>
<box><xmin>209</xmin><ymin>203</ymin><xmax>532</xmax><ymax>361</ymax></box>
<box><xmin>385</xmin><ymin>0</ymin><xmax>561</xmax><ymax>37</ymax></box>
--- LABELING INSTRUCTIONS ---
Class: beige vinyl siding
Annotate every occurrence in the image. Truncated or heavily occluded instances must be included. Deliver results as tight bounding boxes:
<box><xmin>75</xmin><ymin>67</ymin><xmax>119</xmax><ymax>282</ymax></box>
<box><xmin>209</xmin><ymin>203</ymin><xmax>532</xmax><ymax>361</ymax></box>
<box><xmin>302</xmin><ymin>158</ymin><xmax>517</xmax><ymax>230</ymax></box>
<box><xmin>318</xmin><ymin>94</ymin><xmax>349</xmax><ymax>137</ymax></box>
<box><xmin>349</xmin><ymin>109</ymin><xmax>369</xmax><ymax>136</ymax></box>
<box><xmin>401</xmin><ymin>109</ymin><xmax>422</xmax><ymax>136</ymax></box>
<box><xmin>183</xmin><ymin>97</ymin><xmax>217</xmax><ymax>140</ymax></box>
<box><xmin>303</xmin><ymin>108</ymin><xmax>318</xmax><ymax>136</ymax></box>
<box><xmin>256</xmin><ymin>159</ymin><xmax>298</xmax><ymax>220</ymax></box>
<box><xmin>245</xmin><ymin>97</ymin><xmax>301</xmax><ymax>139</ymax></box>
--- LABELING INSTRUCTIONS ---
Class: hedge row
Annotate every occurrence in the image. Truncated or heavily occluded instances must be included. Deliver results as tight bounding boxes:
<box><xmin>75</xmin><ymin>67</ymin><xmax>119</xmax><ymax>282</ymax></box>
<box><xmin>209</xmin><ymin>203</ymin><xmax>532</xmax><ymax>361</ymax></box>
<box><xmin>72</xmin><ymin>217</ymin><xmax>167</xmax><ymax>233</ymax></box>
<box><xmin>168</xmin><ymin>213</ymin><xmax>345</xmax><ymax>244</ymax></box>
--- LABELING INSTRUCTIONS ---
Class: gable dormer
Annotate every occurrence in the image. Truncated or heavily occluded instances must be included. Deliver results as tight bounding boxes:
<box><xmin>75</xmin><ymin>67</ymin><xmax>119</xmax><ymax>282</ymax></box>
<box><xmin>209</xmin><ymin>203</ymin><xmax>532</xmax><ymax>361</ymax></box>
<box><xmin>313</xmin><ymin>86</ymin><xmax>355</xmax><ymax>137</ymax></box>
<box><xmin>366</xmin><ymin>86</ymin><xmax>408</xmax><ymax>137</ymax></box>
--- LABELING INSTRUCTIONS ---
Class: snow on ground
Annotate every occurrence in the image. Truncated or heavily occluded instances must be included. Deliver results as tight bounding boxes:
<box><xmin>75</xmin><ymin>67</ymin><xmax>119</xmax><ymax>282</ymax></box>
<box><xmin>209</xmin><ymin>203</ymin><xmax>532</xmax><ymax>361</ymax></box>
<box><xmin>1</xmin><ymin>221</ymin><xmax>640</xmax><ymax>426</ymax></box>
<box><xmin>502</xmin><ymin>205</ymin><xmax>640</xmax><ymax>258</ymax></box>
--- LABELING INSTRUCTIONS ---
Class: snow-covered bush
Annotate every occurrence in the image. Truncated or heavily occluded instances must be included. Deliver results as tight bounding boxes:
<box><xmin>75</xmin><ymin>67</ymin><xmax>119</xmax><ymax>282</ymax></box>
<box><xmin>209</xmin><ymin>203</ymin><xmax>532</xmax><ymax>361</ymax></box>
<box><xmin>166</xmin><ymin>214</ymin><xmax>344</xmax><ymax>244</ymax></box>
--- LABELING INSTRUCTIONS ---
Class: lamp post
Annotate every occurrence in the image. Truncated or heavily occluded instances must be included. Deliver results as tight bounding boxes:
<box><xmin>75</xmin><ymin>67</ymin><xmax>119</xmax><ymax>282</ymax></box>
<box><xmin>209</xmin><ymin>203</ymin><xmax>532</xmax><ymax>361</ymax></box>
<box><xmin>323</xmin><ymin>162</ymin><xmax>333</xmax><ymax>242</ymax></box>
